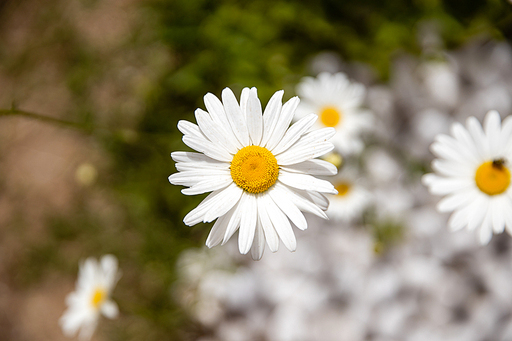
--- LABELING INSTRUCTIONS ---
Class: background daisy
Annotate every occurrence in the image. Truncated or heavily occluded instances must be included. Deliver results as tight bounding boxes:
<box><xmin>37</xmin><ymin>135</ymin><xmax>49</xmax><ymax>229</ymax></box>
<box><xmin>295</xmin><ymin>72</ymin><xmax>373</xmax><ymax>155</ymax></box>
<box><xmin>169</xmin><ymin>87</ymin><xmax>337</xmax><ymax>260</ymax></box>
<box><xmin>423</xmin><ymin>110</ymin><xmax>512</xmax><ymax>244</ymax></box>
<box><xmin>326</xmin><ymin>166</ymin><xmax>372</xmax><ymax>223</ymax></box>
<box><xmin>60</xmin><ymin>255</ymin><xmax>121</xmax><ymax>341</ymax></box>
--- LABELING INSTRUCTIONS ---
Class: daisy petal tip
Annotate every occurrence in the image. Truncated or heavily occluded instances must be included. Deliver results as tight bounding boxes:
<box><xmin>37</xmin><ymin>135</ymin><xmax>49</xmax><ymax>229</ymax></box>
<box><xmin>486</xmin><ymin>109</ymin><xmax>500</xmax><ymax>119</ymax></box>
<box><xmin>421</xmin><ymin>173</ymin><xmax>435</xmax><ymax>186</ymax></box>
<box><xmin>221</xmin><ymin>87</ymin><xmax>235</xmax><ymax>97</ymax></box>
<box><xmin>239</xmin><ymin>244</ymin><xmax>251</xmax><ymax>255</ymax></box>
<box><xmin>479</xmin><ymin>229</ymin><xmax>493</xmax><ymax>245</ymax></box>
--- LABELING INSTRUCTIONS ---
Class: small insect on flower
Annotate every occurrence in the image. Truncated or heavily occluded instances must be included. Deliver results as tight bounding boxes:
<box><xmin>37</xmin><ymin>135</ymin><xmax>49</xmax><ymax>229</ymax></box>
<box><xmin>60</xmin><ymin>255</ymin><xmax>121</xmax><ymax>341</ymax></box>
<box><xmin>423</xmin><ymin>110</ymin><xmax>512</xmax><ymax>244</ymax></box>
<box><xmin>295</xmin><ymin>72</ymin><xmax>373</xmax><ymax>155</ymax></box>
<box><xmin>169</xmin><ymin>87</ymin><xmax>338</xmax><ymax>260</ymax></box>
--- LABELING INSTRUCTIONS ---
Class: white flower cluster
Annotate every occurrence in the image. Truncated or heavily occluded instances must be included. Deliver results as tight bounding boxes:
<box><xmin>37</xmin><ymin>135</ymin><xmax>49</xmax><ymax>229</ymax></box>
<box><xmin>173</xmin><ymin>39</ymin><xmax>512</xmax><ymax>341</ymax></box>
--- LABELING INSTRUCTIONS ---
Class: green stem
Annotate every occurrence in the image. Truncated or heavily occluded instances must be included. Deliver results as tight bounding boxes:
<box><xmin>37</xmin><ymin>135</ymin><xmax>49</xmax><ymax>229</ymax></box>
<box><xmin>0</xmin><ymin>109</ymin><xmax>89</xmax><ymax>131</ymax></box>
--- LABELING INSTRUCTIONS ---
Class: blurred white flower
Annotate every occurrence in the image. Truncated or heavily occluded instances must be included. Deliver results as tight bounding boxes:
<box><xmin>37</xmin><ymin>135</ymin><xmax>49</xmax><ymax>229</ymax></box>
<box><xmin>420</xmin><ymin>61</ymin><xmax>459</xmax><ymax>109</ymax></box>
<box><xmin>423</xmin><ymin>110</ymin><xmax>512</xmax><ymax>244</ymax></box>
<box><xmin>295</xmin><ymin>72</ymin><xmax>373</xmax><ymax>155</ymax></box>
<box><xmin>326</xmin><ymin>167</ymin><xmax>372</xmax><ymax>223</ymax></box>
<box><xmin>169</xmin><ymin>87</ymin><xmax>337</xmax><ymax>259</ymax></box>
<box><xmin>60</xmin><ymin>255</ymin><xmax>120</xmax><ymax>341</ymax></box>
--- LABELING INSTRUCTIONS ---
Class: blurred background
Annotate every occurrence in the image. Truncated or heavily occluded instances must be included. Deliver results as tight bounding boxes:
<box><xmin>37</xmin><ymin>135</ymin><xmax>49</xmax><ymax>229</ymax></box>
<box><xmin>1</xmin><ymin>0</ymin><xmax>512</xmax><ymax>340</ymax></box>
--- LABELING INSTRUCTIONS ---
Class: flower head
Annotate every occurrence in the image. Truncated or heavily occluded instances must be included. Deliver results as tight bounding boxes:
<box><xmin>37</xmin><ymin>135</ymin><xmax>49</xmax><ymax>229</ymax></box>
<box><xmin>423</xmin><ymin>110</ymin><xmax>512</xmax><ymax>244</ymax></box>
<box><xmin>295</xmin><ymin>72</ymin><xmax>373</xmax><ymax>155</ymax></box>
<box><xmin>60</xmin><ymin>255</ymin><xmax>120</xmax><ymax>341</ymax></box>
<box><xmin>327</xmin><ymin>166</ymin><xmax>372</xmax><ymax>223</ymax></box>
<box><xmin>169</xmin><ymin>87</ymin><xmax>338</xmax><ymax>260</ymax></box>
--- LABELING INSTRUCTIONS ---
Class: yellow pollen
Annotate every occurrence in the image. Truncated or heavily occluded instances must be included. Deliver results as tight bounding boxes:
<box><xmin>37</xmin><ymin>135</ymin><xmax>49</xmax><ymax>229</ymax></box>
<box><xmin>320</xmin><ymin>106</ymin><xmax>342</xmax><ymax>127</ymax></box>
<box><xmin>335</xmin><ymin>182</ymin><xmax>351</xmax><ymax>196</ymax></box>
<box><xmin>475</xmin><ymin>160</ymin><xmax>511</xmax><ymax>196</ymax></box>
<box><xmin>231</xmin><ymin>146</ymin><xmax>279</xmax><ymax>193</ymax></box>
<box><xmin>91</xmin><ymin>288</ymin><xmax>106</xmax><ymax>309</ymax></box>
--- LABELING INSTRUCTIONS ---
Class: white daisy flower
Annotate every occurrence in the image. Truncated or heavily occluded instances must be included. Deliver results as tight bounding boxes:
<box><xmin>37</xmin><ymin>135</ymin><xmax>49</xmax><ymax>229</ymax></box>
<box><xmin>295</xmin><ymin>72</ymin><xmax>373</xmax><ymax>155</ymax></box>
<box><xmin>169</xmin><ymin>87</ymin><xmax>338</xmax><ymax>260</ymax></box>
<box><xmin>327</xmin><ymin>167</ymin><xmax>372</xmax><ymax>223</ymax></box>
<box><xmin>60</xmin><ymin>255</ymin><xmax>121</xmax><ymax>341</ymax></box>
<box><xmin>423</xmin><ymin>110</ymin><xmax>512</xmax><ymax>244</ymax></box>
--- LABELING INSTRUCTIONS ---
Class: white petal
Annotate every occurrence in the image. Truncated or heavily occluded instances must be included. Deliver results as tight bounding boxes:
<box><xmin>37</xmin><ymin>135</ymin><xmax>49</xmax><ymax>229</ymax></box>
<box><xmin>206</xmin><ymin>211</ymin><xmax>231</xmax><ymax>248</ymax></box>
<box><xmin>177</xmin><ymin>120</ymin><xmax>203</xmax><ymax>138</ymax></box>
<box><xmin>222</xmin><ymin>194</ymin><xmax>247</xmax><ymax>244</ymax></box>
<box><xmin>204</xmin><ymin>92</ymin><xmax>243</xmax><ymax>149</ymax></box>
<box><xmin>246</xmin><ymin>88</ymin><xmax>263</xmax><ymax>145</ymax></box>
<box><xmin>281</xmin><ymin>159</ymin><xmax>338</xmax><ymax>176</ymax></box>
<box><xmin>265</xmin><ymin>195</ymin><xmax>297</xmax><ymax>252</ymax></box>
<box><xmin>79</xmin><ymin>258</ymin><xmax>97</xmax><ymax>289</ymax></box>
<box><xmin>278</xmin><ymin>170</ymin><xmax>337</xmax><ymax>194</ymax></box>
<box><xmin>431</xmin><ymin>159</ymin><xmax>473</xmax><ymax>178</ymax></box>
<box><xmin>168</xmin><ymin>170</ymin><xmax>230</xmax><ymax>187</ymax></box>
<box><xmin>182</xmin><ymin>136</ymin><xmax>233</xmax><ymax>162</ymax></box>
<box><xmin>483</xmin><ymin>110</ymin><xmax>502</xmax><ymax>155</ymax></box>
<box><xmin>276</xmin><ymin>142</ymin><xmax>334</xmax><ymax>166</ymax></box>
<box><xmin>261</xmin><ymin>90</ymin><xmax>284</xmax><ymax>147</ymax></box>
<box><xmin>423</xmin><ymin>174</ymin><xmax>473</xmax><ymax>196</ymax></box>
<box><xmin>293</xmin><ymin>127</ymin><xmax>336</xmax><ymax>147</ymax></box>
<box><xmin>306</xmin><ymin>191</ymin><xmax>329</xmax><ymax>211</ymax></box>
<box><xmin>277</xmin><ymin>184</ymin><xmax>328</xmax><ymax>219</ymax></box>
<box><xmin>175</xmin><ymin>161</ymin><xmax>229</xmax><ymax>172</ymax></box>
<box><xmin>250</xmin><ymin>222</ymin><xmax>265</xmax><ymax>260</ymax></box>
<box><xmin>268</xmin><ymin>186</ymin><xmax>307</xmax><ymax>230</ymax></box>
<box><xmin>491</xmin><ymin>197</ymin><xmax>506</xmax><ymax>234</ymax></box>
<box><xmin>271</xmin><ymin>113</ymin><xmax>318</xmax><ymax>155</ymax></box>
<box><xmin>436</xmin><ymin>190</ymin><xmax>475</xmax><ymax>212</ymax></box>
<box><xmin>181</xmin><ymin>176</ymin><xmax>232</xmax><ymax>195</ymax></box>
<box><xmin>77</xmin><ymin>316</ymin><xmax>98</xmax><ymax>341</ymax></box>
<box><xmin>171</xmin><ymin>151</ymin><xmax>217</xmax><ymax>163</ymax></box>
<box><xmin>240</xmin><ymin>87</ymin><xmax>250</xmax><ymax>117</ymax></box>
<box><xmin>479</xmin><ymin>209</ymin><xmax>493</xmax><ymax>244</ymax></box>
<box><xmin>101</xmin><ymin>300</ymin><xmax>119</xmax><ymax>319</ymax></box>
<box><xmin>447</xmin><ymin>193</ymin><xmax>484</xmax><ymax>232</ymax></box>
<box><xmin>432</xmin><ymin>135</ymin><xmax>478</xmax><ymax>165</ymax></box>
<box><xmin>466</xmin><ymin>195</ymin><xmax>489</xmax><ymax>231</ymax></box>
<box><xmin>500</xmin><ymin>115</ymin><xmax>512</xmax><ymax>149</ymax></box>
<box><xmin>265</xmin><ymin>96</ymin><xmax>300</xmax><ymax>151</ymax></box>
<box><xmin>502</xmin><ymin>196</ymin><xmax>512</xmax><ymax>235</ymax></box>
<box><xmin>100</xmin><ymin>255</ymin><xmax>119</xmax><ymax>289</ymax></box>
<box><xmin>238</xmin><ymin>194</ymin><xmax>257</xmax><ymax>254</ymax></box>
<box><xmin>257</xmin><ymin>195</ymin><xmax>280</xmax><ymax>252</ymax></box>
<box><xmin>60</xmin><ymin>308</ymin><xmax>90</xmax><ymax>337</ymax></box>
<box><xmin>184</xmin><ymin>188</ymin><xmax>232</xmax><ymax>226</ymax></box>
<box><xmin>448</xmin><ymin>209</ymin><xmax>469</xmax><ymax>232</ymax></box>
<box><xmin>466</xmin><ymin>116</ymin><xmax>491</xmax><ymax>160</ymax></box>
<box><xmin>195</xmin><ymin>108</ymin><xmax>238</xmax><ymax>154</ymax></box>
<box><xmin>450</xmin><ymin>122</ymin><xmax>478</xmax><ymax>161</ymax></box>
<box><xmin>222</xmin><ymin>87</ymin><xmax>250</xmax><ymax>146</ymax></box>
<box><xmin>204</xmin><ymin>183</ymin><xmax>244</xmax><ymax>223</ymax></box>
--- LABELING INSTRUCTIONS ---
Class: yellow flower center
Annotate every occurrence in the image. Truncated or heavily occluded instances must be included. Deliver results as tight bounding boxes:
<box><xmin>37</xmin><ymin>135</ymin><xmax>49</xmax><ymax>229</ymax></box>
<box><xmin>335</xmin><ymin>181</ymin><xmax>351</xmax><ymax>196</ymax></box>
<box><xmin>475</xmin><ymin>159</ymin><xmax>511</xmax><ymax>196</ymax></box>
<box><xmin>91</xmin><ymin>288</ymin><xmax>107</xmax><ymax>309</ymax></box>
<box><xmin>231</xmin><ymin>146</ymin><xmax>279</xmax><ymax>193</ymax></box>
<box><xmin>320</xmin><ymin>106</ymin><xmax>342</xmax><ymax>127</ymax></box>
